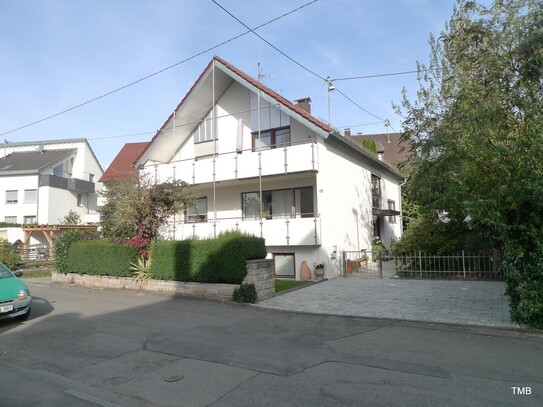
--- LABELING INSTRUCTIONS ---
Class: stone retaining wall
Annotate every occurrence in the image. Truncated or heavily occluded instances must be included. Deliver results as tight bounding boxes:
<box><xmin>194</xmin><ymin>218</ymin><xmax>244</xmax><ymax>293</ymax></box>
<box><xmin>52</xmin><ymin>259</ymin><xmax>276</xmax><ymax>302</ymax></box>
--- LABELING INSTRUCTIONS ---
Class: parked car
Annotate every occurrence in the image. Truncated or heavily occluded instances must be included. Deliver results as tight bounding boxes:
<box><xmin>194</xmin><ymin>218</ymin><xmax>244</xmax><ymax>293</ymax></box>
<box><xmin>0</xmin><ymin>261</ymin><xmax>32</xmax><ymax>321</ymax></box>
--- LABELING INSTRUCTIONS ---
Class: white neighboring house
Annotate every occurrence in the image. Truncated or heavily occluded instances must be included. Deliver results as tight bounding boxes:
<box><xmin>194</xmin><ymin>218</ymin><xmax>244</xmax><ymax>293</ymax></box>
<box><xmin>134</xmin><ymin>57</ymin><xmax>403</xmax><ymax>279</ymax></box>
<box><xmin>0</xmin><ymin>138</ymin><xmax>103</xmax><ymax>232</ymax></box>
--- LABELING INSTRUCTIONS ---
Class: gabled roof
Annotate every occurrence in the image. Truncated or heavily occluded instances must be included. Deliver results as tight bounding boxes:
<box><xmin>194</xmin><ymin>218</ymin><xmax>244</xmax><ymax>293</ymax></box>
<box><xmin>346</xmin><ymin>132</ymin><xmax>411</xmax><ymax>169</ymax></box>
<box><xmin>99</xmin><ymin>142</ymin><xmax>149</xmax><ymax>182</ymax></box>
<box><xmin>0</xmin><ymin>149</ymin><xmax>76</xmax><ymax>175</ymax></box>
<box><xmin>134</xmin><ymin>56</ymin><xmax>404</xmax><ymax>179</ymax></box>
<box><xmin>135</xmin><ymin>56</ymin><xmax>333</xmax><ymax>167</ymax></box>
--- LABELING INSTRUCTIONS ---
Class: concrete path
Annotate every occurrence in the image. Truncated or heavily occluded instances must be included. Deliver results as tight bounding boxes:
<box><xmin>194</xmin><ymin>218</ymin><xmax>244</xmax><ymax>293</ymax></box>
<box><xmin>259</xmin><ymin>277</ymin><xmax>520</xmax><ymax>329</ymax></box>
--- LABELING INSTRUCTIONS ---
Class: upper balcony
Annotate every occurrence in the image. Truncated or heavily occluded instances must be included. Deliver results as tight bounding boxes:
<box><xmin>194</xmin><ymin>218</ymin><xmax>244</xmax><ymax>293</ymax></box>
<box><xmin>39</xmin><ymin>174</ymin><xmax>95</xmax><ymax>193</ymax></box>
<box><xmin>153</xmin><ymin>139</ymin><xmax>319</xmax><ymax>185</ymax></box>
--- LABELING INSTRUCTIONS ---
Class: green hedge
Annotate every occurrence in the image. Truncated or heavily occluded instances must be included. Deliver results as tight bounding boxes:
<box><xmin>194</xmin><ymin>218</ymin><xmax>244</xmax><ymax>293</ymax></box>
<box><xmin>67</xmin><ymin>239</ymin><xmax>139</xmax><ymax>277</ymax></box>
<box><xmin>149</xmin><ymin>232</ymin><xmax>267</xmax><ymax>284</ymax></box>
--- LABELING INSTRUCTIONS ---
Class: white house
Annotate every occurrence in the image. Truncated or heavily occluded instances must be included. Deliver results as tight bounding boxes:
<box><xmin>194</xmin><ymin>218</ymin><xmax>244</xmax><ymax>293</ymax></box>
<box><xmin>0</xmin><ymin>138</ymin><xmax>103</xmax><ymax>228</ymax></box>
<box><xmin>134</xmin><ymin>57</ymin><xmax>403</xmax><ymax>279</ymax></box>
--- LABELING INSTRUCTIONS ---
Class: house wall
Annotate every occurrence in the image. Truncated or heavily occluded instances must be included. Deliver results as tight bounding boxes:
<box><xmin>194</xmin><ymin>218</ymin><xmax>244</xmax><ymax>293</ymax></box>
<box><xmin>0</xmin><ymin>174</ymin><xmax>39</xmax><ymax>224</ymax></box>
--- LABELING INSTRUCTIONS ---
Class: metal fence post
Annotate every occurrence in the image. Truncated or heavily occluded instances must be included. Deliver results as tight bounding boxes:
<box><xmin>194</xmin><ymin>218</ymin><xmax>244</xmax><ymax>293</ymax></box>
<box><xmin>462</xmin><ymin>250</ymin><xmax>466</xmax><ymax>279</ymax></box>
<box><xmin>378</xmin><ymin>252</ymin><xmax>383</xmax><ymax>278</ymax></box>
<box><xmin>342</xmin><ymin>250</ymin><xmax>346</xmax><ymax>277</ymax></box>
<box><xmin>419</xmin><ymin>251</ymin><xmax>422</xmax><ymax>278</ymax></box>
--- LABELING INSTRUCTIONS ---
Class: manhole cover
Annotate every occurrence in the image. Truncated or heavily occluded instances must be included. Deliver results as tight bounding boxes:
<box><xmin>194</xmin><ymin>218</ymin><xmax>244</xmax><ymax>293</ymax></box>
<box><xmin>165</xmin><ymin>375</ymin><xmax>183</xmax><ymax>383</ymax></box>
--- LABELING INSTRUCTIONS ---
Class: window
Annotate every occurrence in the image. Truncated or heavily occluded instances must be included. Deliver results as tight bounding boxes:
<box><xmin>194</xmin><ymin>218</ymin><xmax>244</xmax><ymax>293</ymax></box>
<box><xmin>274</xmin><ymin>253</ymin><xmax>295</xmax><ymax>277</ymax></box>
<box><xmin>89</xmin><ymin>174</ymin><xmax>95</xmax><ymax>183</ymax></box>
<box><xmin>24</xmin><ymin>189</ymin><xmax>37</xmax><ymax>203</ymax></box>
<box><xmin>77</xmin><ymin>194</ymin><xmax>83</xmax><ymax>207</ymax></box>
<box><xmin>193</xmin><ymin>110</ymin><xmax>215</xmax><ymax>144</ymax></box>
<box><xmin>252</xmin><ymin>127</ymin><xmax>291</xmax><ymax>150</ymax></box>
<box><xmin>5</xmin><ymin>190</ymin><xmax>18</xmax><ymax>204</ymax></box>
<box><xmin>185</xmin><ymin>197</ymin><xmax>207</xmax><ymax>223</ymax></box>
<box><xmin>388</xmin><ymin>200</ymin><xmax>396</xmax><ymax>223</ymax></box>
<box><xmin>242</xmin><ymin>187</ymin><xmax>313</xmax><ymax>220</ymax></box>
<box><xmin>249</xmin><ymin>92</ymin><xmax>290</xmax><ymax>130</ymax></box>
<box><xmin>23</xmin><ymin>216</ymin><xmax>36</xmax><ymax>225</ymax></box>
<box><xmin>371</xmin><ymin>174</ymin><xmax>381</xmax><ymax>208</ymax></box>
<box><xmin>4</xmin><ymin>216</ymin><xmax>17</xmax><ymax>223</ymax></box>
<box><xmin>53</xmin><ymin>164</ymin><xmax>64</xmax><ymax>177</ymax></box>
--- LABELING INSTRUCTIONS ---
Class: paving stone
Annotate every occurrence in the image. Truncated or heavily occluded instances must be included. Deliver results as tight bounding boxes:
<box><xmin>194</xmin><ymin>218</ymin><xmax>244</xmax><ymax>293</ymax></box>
<box><xmin>259</xmin><ymin>277</ymin><xmax>520</xmax><ymax>328</ymax></box>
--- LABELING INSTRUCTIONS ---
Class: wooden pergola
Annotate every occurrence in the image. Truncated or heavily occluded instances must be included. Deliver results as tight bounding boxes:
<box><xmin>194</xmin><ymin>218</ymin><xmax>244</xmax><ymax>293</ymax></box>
<box><xmin>21</xmin><ymin>225</ymin><xmax>97</xmax><ymax>259</ymax></box>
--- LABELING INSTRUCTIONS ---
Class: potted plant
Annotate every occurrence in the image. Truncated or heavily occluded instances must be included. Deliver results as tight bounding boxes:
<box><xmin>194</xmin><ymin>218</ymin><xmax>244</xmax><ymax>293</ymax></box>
<box><xmin>313</xmin><ymin>261</ymin><xmax>325</xmax><ymax>278</ymax></box>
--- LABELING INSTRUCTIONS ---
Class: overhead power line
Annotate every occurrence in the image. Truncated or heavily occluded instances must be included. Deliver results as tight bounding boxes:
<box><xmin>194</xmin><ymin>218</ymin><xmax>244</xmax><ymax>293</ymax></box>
<box><xmin>0</xmin><ymin>0</ymin><xmax>319</xmax><ymax>138</ymax></box>
<box><xmin>211</xmin><ymin>0</ymin><xmax>325</xmax><ymax>82</ymax></box>
<box><xmin>333</xmin><ymin>70</ymin><xmax>419</xmax><ymax>81</ymax></box>
<box><xmin>334</xmin><ymin>87</ymin><xmax>386</xmax><ymax>122</ymax></box>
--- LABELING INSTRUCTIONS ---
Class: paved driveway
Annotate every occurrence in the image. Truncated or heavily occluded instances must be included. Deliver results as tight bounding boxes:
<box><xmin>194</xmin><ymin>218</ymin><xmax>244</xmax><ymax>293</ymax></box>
<box><xmin>259</xmin><ymin>277</ymin><xmax>519</xmax><ymax>329</ymax></box>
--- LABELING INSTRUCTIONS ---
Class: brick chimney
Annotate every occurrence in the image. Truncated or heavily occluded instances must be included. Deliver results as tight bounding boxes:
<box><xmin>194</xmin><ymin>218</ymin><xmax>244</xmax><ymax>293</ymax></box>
<box><xmin>294</xmin><ymin>97</ymin><xmax>311</xmax><ymax>114</ymax></box>
<box><xmin>344</xmin><ymin>128</ymin><xmax>351</xmax><ymax>138</ymax></box>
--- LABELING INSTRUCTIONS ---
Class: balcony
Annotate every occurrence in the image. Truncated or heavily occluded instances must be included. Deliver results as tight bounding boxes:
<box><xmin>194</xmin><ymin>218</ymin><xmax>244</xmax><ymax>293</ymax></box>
<box><xmin>169</xmin><ymin>215</ymin><xmax>321</xmax><ymax>247</ymax></box>
<box><xmin>39</xmin><ymin>174</ymin><xmax>95</xmax><ymax>193</ymax></box>
<box><xmin>154</xmin><ymin>139</ymin><xmax>318</xmax><ymax>185</ymax></box>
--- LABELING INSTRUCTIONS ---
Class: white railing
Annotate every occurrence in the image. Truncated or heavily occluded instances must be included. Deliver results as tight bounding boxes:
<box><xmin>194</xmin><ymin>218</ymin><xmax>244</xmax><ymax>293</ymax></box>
<box><xmin>167</xmin><ymin>214</ymin><xmax>321</xmax><ymax>246</ymax></box>
<box><xmin>153</xmin><ymin>139</ymin><xmax>318</xmax><ymax>184</ymax></box>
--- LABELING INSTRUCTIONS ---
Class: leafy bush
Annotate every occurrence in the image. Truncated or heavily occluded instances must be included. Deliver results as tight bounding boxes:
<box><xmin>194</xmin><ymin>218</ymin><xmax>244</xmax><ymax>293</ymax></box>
<box><xmin>149</xmin><ymin>231</ymin><xmax>267</xmax><ymax>284</ymax></box>
<box><xmin>233</xmin><ymin>283</ymin><xmax>257</xmax><ymax>303</ymax></box>
<box><xmin>0</xmin><ymin>238</ymin><xmax>21</xmax><ymax>270</ymax></box>
<box><xmin>503</xmin><ymin>249</ymin><xmax>543</xmax><ymax>329</ymax></box>
<box><xmin>67</xmin><ymin>239</ymin><xmax>139</xmax><ymax>277</ymax></box>
<box><xmin>55</xmin><ymin>229</ymin><xmax>87</xmax><ymax>274</ymax></box>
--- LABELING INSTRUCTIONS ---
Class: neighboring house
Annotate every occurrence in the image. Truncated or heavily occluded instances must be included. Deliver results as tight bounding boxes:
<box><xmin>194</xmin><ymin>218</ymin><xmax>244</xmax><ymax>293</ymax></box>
<box><xmin>99</xmin><ymin>142</ymin><xmax>149</xmax><ymax>183</ymax></box>
<box><xmin>0</xmin><ymin>138</ymin><xmax>103</xmax><ymax>227</ymax></box>
<box><xmin>345</xmin><ymin>130</ymin><xmax>411</xmax><ymax>170</ymax></box>
<box><xmin>133</xmin><ymin>56</ymin><xmax>403</xmax><ymax>279</ymax></box>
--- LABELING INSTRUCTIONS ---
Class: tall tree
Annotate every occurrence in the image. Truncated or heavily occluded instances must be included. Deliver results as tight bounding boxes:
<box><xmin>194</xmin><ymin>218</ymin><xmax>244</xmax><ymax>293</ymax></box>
<box><xmin>398</xmin><ymin>0</ymin><xmax>543</xmax><ymax>327</ymax></box>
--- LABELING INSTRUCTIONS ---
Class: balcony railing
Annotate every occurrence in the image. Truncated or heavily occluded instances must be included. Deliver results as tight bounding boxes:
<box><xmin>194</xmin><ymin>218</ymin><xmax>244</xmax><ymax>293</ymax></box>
<box><xmin>166</xmin><ymin>213</ymin><xmax>321</xmax><ymax>247</ymax></box>
<box><xmin>153</xmin><ymin>139</ymin><xmax>319</xmax><ymax>185</ymax></box>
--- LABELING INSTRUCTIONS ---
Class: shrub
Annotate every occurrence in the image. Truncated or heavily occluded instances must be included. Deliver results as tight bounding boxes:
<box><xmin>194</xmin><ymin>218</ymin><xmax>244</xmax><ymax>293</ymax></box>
<box><xmin>232</xmin><ymin>283</ymin><xmax>257</xmax><ymax>303</ymax></box>
<box><xmin>503</xmin><ymin>249</ymin><xmax>543</xmax><ymax>329</ymax></box>
<box><xmin>67</xmin><ymin>239</ymin><xmax>139</xmax><ymax>277</ymax></box>
<box><xmin>55</xmin><ymin>229</ymin><xmax>86</xmax><ymax>274</ymax></box>
<box><xmin>149</xmin><ymin>231</ymin><xmax>267</xmax><ymax>284</ymax></box>
<box><xmin>0</xmin><ymin>238</ymin><xmax>21</xmax><ymax>270</ymax></box>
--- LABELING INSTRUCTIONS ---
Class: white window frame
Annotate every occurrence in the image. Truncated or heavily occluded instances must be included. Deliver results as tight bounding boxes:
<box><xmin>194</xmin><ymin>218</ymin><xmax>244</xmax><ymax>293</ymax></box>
<box><xmin>6</xmin><ymin>190</ymin><xmax>18</xmax><ymax>204</ymax></box>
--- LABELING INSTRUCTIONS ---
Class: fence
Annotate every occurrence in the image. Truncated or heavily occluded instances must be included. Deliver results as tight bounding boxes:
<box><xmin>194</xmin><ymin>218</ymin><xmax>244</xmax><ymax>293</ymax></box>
<box><xmin>343</xmin><ymin>250</ymin><xmax>396</xmax><ymax>279</ymax></box>
<box><xmin>394</xmin><ymin>251</ymin><xmax>502</xmax><ymax>280</ymax></box>
<box><xmin>16</xmin><ymin>244</ymin><xmax>54</xmax><ymax>260</ymax></box>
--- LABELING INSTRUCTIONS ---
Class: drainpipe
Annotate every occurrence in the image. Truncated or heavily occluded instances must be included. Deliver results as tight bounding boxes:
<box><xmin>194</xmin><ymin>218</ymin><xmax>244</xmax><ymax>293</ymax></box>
<box><xmin>399</xmin><ymin>177</ymin><xmax>408</xmax><ymax>233</ymax></box>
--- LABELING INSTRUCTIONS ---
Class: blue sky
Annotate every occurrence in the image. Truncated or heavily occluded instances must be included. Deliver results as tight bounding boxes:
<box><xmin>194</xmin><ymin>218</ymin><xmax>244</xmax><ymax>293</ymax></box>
<box><xmin>1</xmin><ymin>0</ymin><xmax>465</xmax><ymax>169</ymax></box>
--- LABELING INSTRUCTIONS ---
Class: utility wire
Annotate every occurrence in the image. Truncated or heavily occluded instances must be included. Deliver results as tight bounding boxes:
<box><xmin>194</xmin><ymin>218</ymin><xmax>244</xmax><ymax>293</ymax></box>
<box><xmin>211</xmin><ymin>0</ymin><xmax>393</xmax><ymax>125</ymax></box>
<box><xmin>211</xmin><ymin>0</ymin><xmax>325</xmax><ymax>82</ymax></box>
<box><xmin>0</xmin><ymin>0</ymin><xmax>319</xmax><ymax>138</ymax></box>
<box><xmin>333</xmin><ymin>70</ymin><xmax>418</xmax><ymax>81</ymax></box>
<box><xmin>334</xmin><ymin>86</ymin><xmax>386</xmax><ymax>122</ymax></box>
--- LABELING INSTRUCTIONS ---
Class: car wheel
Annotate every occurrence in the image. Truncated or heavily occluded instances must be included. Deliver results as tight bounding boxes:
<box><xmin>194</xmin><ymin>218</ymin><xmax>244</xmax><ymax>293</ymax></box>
<box><xmin>17</xmin><ymin>306</ymin><xmax>31</xmax><ymax>321</ymax></box>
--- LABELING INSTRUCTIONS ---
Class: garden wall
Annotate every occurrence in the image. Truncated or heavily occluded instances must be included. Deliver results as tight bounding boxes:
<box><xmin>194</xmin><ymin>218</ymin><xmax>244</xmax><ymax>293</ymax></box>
<box><xmin>52</xmin><ymin>259</ymin><xmax>275</xmax><ymax>301</ymax></box>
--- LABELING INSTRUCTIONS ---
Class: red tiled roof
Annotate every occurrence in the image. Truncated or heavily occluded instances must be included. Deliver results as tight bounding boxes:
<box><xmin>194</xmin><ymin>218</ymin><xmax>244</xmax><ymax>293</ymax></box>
<box><xmin>136</xmin><ymin>56</ymin><xmax>334</xmax><ymax>165</ymax></box>
<box><xmin>99</xmin><ymin>142</ymin><xmax>149</xmax><ymax>182</ymax></box>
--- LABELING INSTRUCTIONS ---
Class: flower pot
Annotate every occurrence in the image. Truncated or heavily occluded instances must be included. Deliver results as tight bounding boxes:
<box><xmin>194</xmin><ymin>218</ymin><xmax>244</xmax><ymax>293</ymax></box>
<box><xmin>314</xmin><ymin>267</ymin><xmax>325</xmax><ymax>279</ymax></box>
<box><xmin>300</xmin><ymin>261</ymin><xmax>311</xmax><ymax>281</ymax></box>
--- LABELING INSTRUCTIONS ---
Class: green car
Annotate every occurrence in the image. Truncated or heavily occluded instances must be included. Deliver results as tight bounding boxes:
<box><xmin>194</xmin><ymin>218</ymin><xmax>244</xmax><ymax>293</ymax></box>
<box><xmin>0</xmin><ymin>262</ymin><xmax>31</xmax><ymax>321</ymax></box>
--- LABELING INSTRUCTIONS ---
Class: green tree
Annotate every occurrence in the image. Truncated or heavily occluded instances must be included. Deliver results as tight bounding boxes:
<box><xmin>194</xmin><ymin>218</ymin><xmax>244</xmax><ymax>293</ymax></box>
<box><xmin>99</xmin><ymin>175</ymin><xmax>193</xmax><ymax>242</ymax></box>
<box><xmin>58</xmin><ymin>210</ymin><xmax>81</xmax><ymax>225</ymax></box>
<box><xmin>361</xmin><ymin>139</ymin><xmax>378</xmax><ymax>156</ymax></box>
<box><xmin>397</xmin><ymin>0</ymin><xmax>543</xmax><ymax>327</ymax></box>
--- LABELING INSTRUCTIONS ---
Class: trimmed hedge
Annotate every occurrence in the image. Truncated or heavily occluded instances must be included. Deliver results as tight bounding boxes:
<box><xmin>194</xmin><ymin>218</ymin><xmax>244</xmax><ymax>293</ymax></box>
<box><xmin>67</xmin><ymin>239</ymin><xmax>139</xmax><ymax>277</ymax></box>
<box><xmin>149</xmin><ymin>232</ymin><xmax>267</xmax><ymax>284</ymax></box>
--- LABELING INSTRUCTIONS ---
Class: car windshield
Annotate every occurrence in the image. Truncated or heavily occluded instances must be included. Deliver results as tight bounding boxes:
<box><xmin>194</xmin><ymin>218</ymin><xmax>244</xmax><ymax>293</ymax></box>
<box><xmin>0</xmin><ymin>263</ymin><xmax>14</xmax><ymax>279</ymax></box>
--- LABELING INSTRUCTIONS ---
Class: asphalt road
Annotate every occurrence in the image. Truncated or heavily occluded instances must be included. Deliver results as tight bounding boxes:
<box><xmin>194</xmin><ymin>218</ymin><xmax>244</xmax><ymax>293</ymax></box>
<box><xmin>1</xmin><ymin>278</ymin><xmax>542</xmax><ymax>407</ymax></box>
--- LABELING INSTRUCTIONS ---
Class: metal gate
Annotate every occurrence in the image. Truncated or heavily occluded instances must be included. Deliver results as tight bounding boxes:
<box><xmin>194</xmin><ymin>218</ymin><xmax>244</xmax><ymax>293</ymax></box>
<box><xmin>342</xmin><ymin>250</ymin><xmax>393</xmax><ymax>278</ymax></box>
